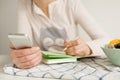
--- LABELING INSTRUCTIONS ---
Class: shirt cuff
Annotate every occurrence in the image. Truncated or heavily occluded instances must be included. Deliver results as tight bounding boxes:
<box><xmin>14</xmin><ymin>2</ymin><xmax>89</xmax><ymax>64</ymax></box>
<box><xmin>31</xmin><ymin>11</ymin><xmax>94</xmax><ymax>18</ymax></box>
<box><xmin>87</xmin><ymin>38</ymin><xmax>111</xmax><ymax>57</ymax></box>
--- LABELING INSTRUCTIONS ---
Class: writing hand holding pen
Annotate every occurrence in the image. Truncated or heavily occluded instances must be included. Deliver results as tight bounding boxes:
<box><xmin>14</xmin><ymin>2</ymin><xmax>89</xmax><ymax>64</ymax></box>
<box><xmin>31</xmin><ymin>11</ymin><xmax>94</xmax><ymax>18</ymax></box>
<box><xmin>64</xmin><ymin>37</ymin><xmax>92</xmax><ymax>56</ymax></box>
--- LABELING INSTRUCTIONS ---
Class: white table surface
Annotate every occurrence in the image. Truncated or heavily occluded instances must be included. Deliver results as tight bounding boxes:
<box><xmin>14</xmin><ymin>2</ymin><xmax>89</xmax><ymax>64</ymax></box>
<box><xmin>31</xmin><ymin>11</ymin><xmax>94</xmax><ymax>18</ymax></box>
<box><xmin>0</xmin><ymin>54</ymin><xmax>59</xmax><ymax>80</ymax></box>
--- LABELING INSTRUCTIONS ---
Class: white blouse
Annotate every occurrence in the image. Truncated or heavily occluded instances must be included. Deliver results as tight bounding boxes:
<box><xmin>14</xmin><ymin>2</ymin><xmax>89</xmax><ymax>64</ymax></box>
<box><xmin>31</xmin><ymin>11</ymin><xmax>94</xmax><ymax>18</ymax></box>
<box><xmin>18</xmin><ymin>0</ymin><xmax>110</xmax><ymax>56</ymax></box>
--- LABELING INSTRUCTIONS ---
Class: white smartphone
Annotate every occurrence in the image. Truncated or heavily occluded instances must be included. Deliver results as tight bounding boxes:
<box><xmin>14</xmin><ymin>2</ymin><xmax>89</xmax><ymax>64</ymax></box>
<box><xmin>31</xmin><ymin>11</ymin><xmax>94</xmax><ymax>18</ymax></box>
<box><xmin>8</xmin><ymin>34</ymin><xmax>33</xmax><ymax>49</ymax></box>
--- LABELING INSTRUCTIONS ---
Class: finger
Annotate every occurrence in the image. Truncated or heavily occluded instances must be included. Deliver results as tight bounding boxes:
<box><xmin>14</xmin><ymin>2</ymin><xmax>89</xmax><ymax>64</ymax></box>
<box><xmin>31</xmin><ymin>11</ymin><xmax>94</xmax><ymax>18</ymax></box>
<box><xmin>65</xmin><ymin>45</ymin><xmax>85</xmax><ymax>56</ymax></box>
<box><xmin>71</xmin><ymin>38</ymin><xmax>85</xmax><ymax>46</ymax></box>
<box><xmin>21</xmin><ymin>54</ymin><xmax>41</xmax><ymax>69</ymax></box>
<box><xmin>64</xmin><ymin>40</ymin><xmax>70</xmax><ymax>47</ymax></box>
<box><xmin>65</xmin><ymin>45</ymin><xmax>81</xmax><ymax>56</ymax></box>
<box><xmin>18</xmin><ymin>50</ymin><xmax>41</xmax><ymax>63</ymax></box>
<box><xmin>64</xmin><ymin>37</ymin><xmax>81</xmax><ymax>48</ymax></box>
<box><xmin>9</xmin><ymin>44</ymin><xmax>15</xmax><ymax>49</ymax></box>
<box><xmin>15</xmin><ymin>50</ymin><xmax>41</xmax><ymax>69</ymax></box>
<box><xmin>64</xmin><ymin>38</ymin><xmax>81</xmax><ymax>47</ymax></box>
<box><xmin>64</xmin><ymin>46</ymin><xmax>75</xmax><ymax>55</ymax></box>
<box><xmin>74</xmin><ymin>45</ymin><xmax>89</xmax><ymax>56</ymax></box>
<box><xmin>10</xmin><ymin>50</ymin><xmax>19</xmax><ymax>64</ymax></box>
<box><xmin>64</xmin><ymin>40</ymin><xmax>72</xmax><ymax>52</ymax></box>
<box><xmin>14</xmin><ymin>47</ymin><xmax>40</xmax><ymax>57</ymax></box>
<box><xmin>66</xmin><ymin>51</ymin><xmax>75</xmax><ymax>56</ymax></box>
<box><xmin>67</xmin><ymin>47</ymin><xmax>75</xmax><ymax>53</ymax></box>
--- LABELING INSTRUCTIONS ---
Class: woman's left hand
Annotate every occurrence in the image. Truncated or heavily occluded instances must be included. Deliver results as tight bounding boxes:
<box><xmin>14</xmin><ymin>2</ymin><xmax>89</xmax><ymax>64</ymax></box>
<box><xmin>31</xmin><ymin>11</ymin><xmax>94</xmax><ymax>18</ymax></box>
<box><xmin>64</xmin><ymin>37</ymin><xmax>92</xmax><ymax>56</ymax></box>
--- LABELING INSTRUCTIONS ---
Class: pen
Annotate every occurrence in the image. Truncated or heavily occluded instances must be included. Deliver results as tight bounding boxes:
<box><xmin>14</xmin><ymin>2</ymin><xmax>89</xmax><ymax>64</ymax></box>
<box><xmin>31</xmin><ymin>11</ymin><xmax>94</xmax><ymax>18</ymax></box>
<box><xmin>64</xmin><ymin>37</ymin><xmax>80</xmax><ymax>51</ymax></box>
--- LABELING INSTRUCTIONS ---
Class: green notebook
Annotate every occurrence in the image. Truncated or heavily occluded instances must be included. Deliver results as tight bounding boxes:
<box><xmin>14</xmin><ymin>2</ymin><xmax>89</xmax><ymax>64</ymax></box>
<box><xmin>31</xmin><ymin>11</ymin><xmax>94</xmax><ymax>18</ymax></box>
<box><xmin>42</xmin><ymin>51</ymin><xmax>77</xmax><ymax>64</ymax></box>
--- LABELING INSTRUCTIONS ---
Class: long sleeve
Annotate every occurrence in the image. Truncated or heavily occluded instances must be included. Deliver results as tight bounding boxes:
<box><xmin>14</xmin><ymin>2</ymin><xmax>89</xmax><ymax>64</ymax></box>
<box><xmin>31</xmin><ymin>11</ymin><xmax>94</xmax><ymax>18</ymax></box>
<box><xmin>17</xmin><ymin>0</ymin><xmax>33</xmax><ymax>41</ymax></box>
<box><xmin>74</xmin><ymin>0</ymin><xmax>108</xmax><ymax>40</ymax></box>
<box><xmin>73</xmin><ymin>0</ymin><xmax>111</xmax><ymax>56</ymax></box>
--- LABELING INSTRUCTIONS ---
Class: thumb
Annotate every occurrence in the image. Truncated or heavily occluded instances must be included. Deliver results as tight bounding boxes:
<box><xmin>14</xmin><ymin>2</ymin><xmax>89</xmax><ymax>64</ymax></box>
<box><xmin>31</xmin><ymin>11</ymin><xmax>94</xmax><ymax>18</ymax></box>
<box><xmin>9</xmin><ymin>44</ymin><xmax>15</xmax><ymax>49</ymax></box>
<box><xmin>64</xmin><ymin>40</ymin><xmax>70</xmax><ymax>46</ymax></box>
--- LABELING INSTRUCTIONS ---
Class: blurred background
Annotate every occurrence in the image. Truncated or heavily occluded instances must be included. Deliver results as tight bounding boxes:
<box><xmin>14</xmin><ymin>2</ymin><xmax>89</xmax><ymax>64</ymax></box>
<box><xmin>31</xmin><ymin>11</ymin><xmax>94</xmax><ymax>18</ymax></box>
<box><xmin>0</xmin><ymin>0</ymin><xmax>120</xmax><ymax>54</ymax></box>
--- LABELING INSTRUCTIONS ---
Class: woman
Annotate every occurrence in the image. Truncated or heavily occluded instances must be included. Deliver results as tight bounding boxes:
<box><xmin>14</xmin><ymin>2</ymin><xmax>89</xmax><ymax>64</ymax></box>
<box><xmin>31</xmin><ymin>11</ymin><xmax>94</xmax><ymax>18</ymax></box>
<box><xmin>10</xmin><ymin>0</ymin><xmax>108</xmax><ymax>69</ymax></box>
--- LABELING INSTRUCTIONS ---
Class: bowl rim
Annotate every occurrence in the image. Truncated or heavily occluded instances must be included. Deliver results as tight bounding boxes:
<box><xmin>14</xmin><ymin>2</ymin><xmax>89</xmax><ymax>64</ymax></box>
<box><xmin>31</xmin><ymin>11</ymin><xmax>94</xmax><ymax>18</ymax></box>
<box><xmin>101</xmin><ymin>47</ymin><xmax>120</xmax><ymax>50</ymax></box>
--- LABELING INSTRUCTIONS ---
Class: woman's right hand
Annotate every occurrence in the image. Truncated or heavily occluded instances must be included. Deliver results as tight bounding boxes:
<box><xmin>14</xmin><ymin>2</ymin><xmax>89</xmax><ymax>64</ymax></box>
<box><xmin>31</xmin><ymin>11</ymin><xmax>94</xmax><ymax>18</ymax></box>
<box><xmin>10</xmin><ymin>46</ymin><xmax>42</xmax><ymax>69</ymax></box>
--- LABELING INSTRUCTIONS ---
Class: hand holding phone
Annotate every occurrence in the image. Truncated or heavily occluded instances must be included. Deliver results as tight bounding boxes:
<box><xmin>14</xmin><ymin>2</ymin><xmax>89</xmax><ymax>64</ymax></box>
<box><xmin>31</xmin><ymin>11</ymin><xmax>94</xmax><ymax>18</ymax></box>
<box><xmin>8</xmin><ymin>34</ymin><xmax>42</xmax><ymax>69</ymax></box>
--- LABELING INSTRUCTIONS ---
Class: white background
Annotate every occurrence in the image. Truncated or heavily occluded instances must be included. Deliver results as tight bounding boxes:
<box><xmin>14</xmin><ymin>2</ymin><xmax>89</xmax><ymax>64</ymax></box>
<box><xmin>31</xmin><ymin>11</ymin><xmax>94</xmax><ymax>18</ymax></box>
<box><xmin>0</xmin><ymin>0</ymin><xmax>120</xmax><ymax>54</ymax></box>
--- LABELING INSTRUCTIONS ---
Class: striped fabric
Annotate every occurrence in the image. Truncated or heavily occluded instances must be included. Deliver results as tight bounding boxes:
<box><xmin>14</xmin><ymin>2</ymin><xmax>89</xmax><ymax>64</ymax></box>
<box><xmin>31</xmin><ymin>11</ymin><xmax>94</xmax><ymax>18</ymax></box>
<box><xmin>3</xmin><ymin>57</ymin><xmax>120</xmax><ymax>80</ymax></box>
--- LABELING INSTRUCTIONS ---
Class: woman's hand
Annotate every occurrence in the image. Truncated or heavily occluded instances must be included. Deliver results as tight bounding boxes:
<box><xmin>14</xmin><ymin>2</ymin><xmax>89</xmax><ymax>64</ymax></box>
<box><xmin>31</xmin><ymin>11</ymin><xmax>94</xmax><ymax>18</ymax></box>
<box><xmin>64</xmin><ymin>37</ymin><xmax>92</xmax><ymax>56</ymax></box>
<box><xmin>10</xmin><ymin>46</ymin><xmax>42</xmax><ymax>69</ymax></box>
